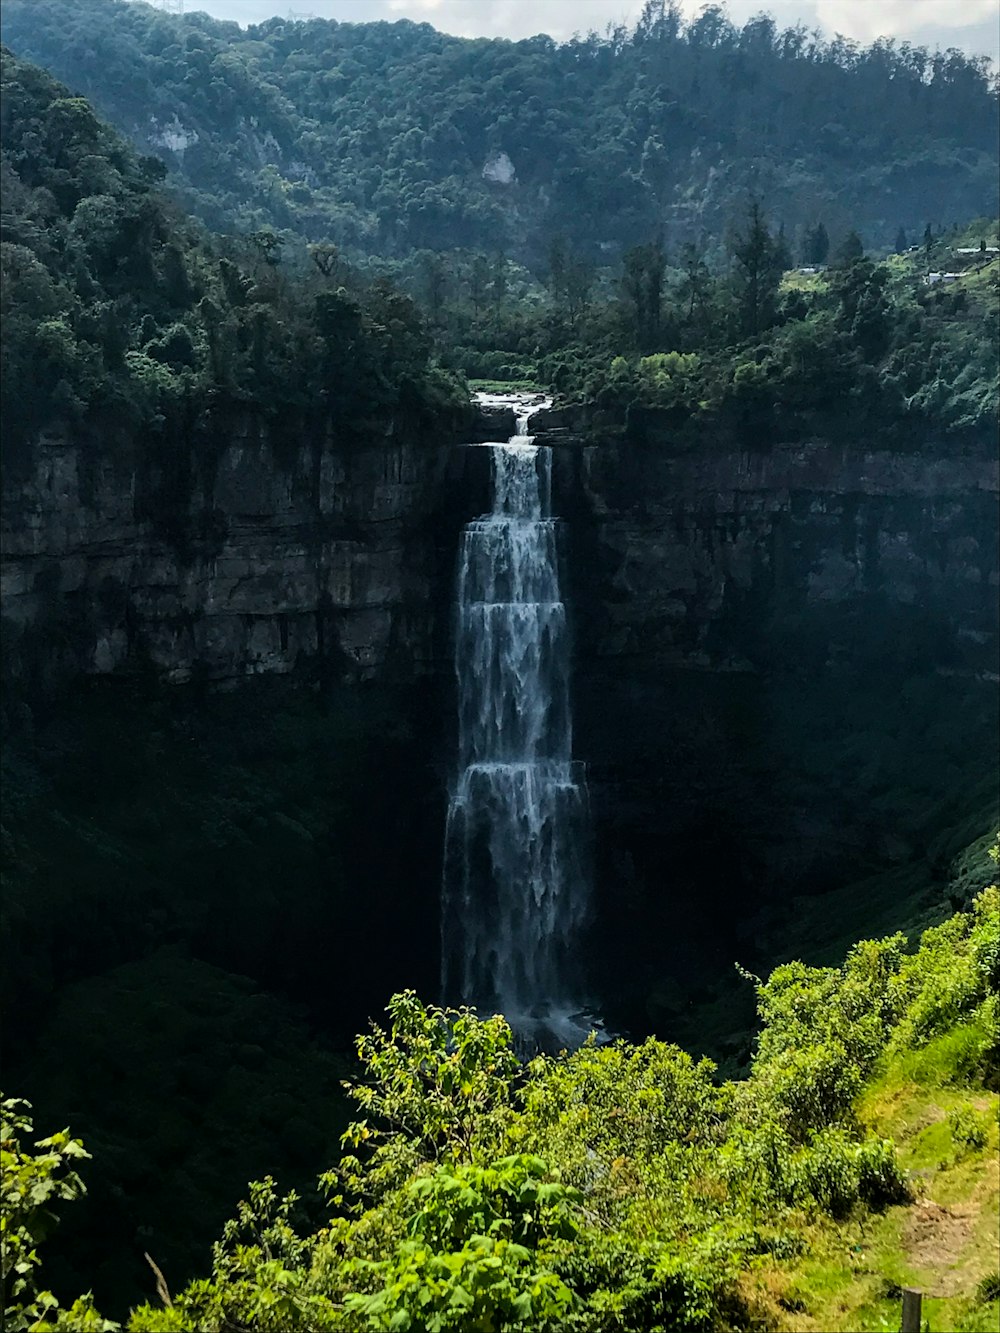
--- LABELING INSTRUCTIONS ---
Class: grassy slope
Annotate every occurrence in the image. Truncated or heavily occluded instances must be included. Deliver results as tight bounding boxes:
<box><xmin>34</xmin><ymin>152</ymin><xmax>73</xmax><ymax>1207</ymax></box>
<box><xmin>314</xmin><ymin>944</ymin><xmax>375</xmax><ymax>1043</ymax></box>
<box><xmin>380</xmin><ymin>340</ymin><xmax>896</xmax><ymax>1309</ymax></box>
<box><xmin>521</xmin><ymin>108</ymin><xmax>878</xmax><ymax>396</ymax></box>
<box><xmin>667</xmin><ymin>778</ymin><xmax>999</xmax><ymax>1081</ymax></box>
<box><xmin>753</xmin><ymin>1033</ymin><xmax>1000</xmax><ymax>1332</ymax></box>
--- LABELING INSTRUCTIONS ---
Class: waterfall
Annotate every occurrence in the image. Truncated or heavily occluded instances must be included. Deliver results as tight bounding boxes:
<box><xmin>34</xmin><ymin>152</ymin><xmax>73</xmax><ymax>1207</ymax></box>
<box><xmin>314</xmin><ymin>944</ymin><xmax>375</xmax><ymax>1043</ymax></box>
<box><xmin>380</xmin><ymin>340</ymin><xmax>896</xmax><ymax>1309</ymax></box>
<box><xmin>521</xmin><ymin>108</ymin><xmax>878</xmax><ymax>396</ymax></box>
<box><xmin>443</xmin><ymin>396</ymin><xmax>592</xmax><ymax>1046</ymax></box>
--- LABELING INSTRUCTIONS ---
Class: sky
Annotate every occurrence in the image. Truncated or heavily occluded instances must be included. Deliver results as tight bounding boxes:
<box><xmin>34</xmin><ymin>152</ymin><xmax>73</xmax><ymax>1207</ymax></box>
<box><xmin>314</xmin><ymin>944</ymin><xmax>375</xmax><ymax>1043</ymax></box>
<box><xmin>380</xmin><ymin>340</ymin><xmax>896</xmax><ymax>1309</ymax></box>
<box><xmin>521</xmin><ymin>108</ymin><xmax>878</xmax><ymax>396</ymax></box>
<box><xmin>163</xmin><ymin>0</ymin><xmax>1000</xmax><ymax>64</ymax></box>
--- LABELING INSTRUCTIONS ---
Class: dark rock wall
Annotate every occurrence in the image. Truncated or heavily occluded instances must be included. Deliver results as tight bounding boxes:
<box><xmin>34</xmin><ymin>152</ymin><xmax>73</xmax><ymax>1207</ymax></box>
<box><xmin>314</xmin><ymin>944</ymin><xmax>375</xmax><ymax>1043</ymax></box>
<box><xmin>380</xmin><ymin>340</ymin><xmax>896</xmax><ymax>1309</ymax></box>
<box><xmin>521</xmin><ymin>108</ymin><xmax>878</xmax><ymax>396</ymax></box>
<box><xmin>554</xmin><ymin>440</ymin><xmax>998</xmax><ymax>678</ymax></box>
<box><xmin>3</xmin><ymin>415</ymin><xmax>996</xmax><ymax>1033</ymax></box>
<box><xmin>542</xmin><ymin>435</ymin><xmax>998</xmax><ymax>1030</ymax></box>
<box><xmin>1</xmin><ymin>416</ymin><xmax>472</xmax><ymax>690</ymax></box>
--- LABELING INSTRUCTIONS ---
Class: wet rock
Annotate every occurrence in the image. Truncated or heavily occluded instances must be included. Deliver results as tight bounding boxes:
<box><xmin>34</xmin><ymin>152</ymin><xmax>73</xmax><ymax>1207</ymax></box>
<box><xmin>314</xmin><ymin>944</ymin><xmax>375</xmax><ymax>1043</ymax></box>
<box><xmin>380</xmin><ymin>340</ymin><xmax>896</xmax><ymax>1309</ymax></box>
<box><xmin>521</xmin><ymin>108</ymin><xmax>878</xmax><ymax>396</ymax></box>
<box><xmin>469</xmin><ymin>406</ymin><xmax>516</xmax><ymax>442</ymax></box>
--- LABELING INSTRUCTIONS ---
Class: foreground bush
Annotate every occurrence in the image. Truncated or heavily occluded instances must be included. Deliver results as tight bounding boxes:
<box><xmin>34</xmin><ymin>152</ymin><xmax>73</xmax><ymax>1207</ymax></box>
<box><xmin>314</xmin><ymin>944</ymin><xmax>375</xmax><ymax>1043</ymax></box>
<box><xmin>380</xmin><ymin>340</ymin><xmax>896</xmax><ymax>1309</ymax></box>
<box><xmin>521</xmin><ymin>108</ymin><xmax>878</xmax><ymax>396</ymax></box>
<box><xmin>3</xmin><ymin>887</ymin><xmax>997</xmax><ymax>1331</ymax></box>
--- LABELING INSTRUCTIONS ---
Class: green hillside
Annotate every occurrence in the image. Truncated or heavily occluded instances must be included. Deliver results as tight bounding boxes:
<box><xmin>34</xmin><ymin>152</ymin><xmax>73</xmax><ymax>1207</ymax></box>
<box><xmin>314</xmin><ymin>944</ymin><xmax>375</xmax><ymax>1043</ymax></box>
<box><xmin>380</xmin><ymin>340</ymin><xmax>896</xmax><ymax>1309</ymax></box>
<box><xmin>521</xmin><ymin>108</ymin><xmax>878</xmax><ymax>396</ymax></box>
<box><xmin>0</xmin><ymin>44</ymin><xmax>468</xmax><ymax>460</ymax></box>
<box><xmin>1</xmin><ymin>0</ymin><xmax>996</xmax><ymax>265</ymax></box>
<box><xmin>5</xmin><ymin>883</ymin><xmax>998</xmax><ymax>1332</ymax></box>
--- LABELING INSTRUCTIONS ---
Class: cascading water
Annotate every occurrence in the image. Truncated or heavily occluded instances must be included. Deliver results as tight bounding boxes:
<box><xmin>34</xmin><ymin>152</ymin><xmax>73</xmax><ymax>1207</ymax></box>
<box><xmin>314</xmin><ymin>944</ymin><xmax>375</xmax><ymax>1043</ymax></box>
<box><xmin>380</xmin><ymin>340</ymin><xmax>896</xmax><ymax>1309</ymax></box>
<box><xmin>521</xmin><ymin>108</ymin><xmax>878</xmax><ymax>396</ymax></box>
<box><xmin>442</xmin><ymin>395</ymin><xmax>592</xmax><ymax>1047</ymax></box>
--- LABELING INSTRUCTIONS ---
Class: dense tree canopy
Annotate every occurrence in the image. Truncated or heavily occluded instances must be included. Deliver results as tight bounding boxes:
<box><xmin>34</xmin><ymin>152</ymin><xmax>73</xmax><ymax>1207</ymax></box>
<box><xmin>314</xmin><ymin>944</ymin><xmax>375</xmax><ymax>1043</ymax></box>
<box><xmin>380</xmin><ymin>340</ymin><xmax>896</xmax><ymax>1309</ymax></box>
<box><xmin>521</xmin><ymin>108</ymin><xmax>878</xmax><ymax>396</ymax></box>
<box><xmin>416</xmin><ymin>202</ymin><xmax>998</xmax><ymax>450</ymax></box>
<box><xmin>3</xmin><ymin>3</ymin><xmax>995</xmax><ymax>455</ymax></box>
<box><xmin>1</xmin><ymin>0</ymin><xmax>996</xmax><ymax>266</ymax></box>
<box><xmin>0</xmin><ymin>45</ymin><xmax>468</xmax><ymax>460</ymax></box>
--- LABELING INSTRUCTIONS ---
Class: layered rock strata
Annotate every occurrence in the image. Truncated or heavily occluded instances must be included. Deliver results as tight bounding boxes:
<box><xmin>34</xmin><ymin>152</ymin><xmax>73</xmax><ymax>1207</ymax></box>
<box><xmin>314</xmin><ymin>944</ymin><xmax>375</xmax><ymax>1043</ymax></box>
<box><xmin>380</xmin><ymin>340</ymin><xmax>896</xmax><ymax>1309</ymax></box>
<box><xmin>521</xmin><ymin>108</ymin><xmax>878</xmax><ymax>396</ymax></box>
<box><xmin>1</xmin><ymin>416</ymin><xmax>467</xmax><ymax>688</ymax></box>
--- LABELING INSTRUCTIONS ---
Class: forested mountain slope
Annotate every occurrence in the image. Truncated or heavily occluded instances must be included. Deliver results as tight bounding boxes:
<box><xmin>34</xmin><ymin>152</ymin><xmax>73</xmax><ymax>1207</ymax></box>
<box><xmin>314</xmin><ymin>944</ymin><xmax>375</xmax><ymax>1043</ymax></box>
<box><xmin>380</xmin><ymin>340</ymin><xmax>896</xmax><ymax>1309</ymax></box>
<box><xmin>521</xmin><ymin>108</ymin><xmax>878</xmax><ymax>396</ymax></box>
<box><xmin>0</xmin><ymin>45</ymin><xmax>467</xmax><ymax>460</ymax></box>
<box><xmin>1</xmin><ymin>0</ymin><xmax>996</xmax><ymax>266</ymax></box>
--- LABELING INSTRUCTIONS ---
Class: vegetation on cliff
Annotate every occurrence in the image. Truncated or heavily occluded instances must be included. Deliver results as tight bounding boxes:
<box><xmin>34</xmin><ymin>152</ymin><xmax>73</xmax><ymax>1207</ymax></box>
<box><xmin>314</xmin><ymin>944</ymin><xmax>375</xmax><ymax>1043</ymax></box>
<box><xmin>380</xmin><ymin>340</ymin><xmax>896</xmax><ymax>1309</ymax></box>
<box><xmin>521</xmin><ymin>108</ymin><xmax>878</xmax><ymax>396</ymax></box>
<box><xmin>428</xmin><ymin>205</ymin><xmax>999</xmax><ymax>448</ymax></box>
<box><xmin>4</xmin><ymin>884</ymin><xmax>998</xmax><ymax>1332</ymax></box>
<box><xmin>1</xmin><ymin>0</ymin><xmax>996</xmax><ymax>264</ymax></box>
<box><xmin>542</xmin><ymin>217</ymin><xmax>999</xmax><ymax>447</ymax></box>
<box><xmin>3</xmin><ymin>31</ymin><xmax>996</xmax><ymax>461</ymax></box>
<box><xmin>0</xmin><ymin>45</ymin><xmax>469</xmax><ymax>462</ymax></box>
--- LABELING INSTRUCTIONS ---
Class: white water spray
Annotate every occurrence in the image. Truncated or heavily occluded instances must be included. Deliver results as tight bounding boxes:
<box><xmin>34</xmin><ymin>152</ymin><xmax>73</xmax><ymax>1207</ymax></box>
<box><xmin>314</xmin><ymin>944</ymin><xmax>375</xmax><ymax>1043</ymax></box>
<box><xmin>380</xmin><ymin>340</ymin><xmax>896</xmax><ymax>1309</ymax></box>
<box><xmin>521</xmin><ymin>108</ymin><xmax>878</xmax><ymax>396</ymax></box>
<box><xmin>442</xmin><ymin>395</ymin><xmax>592</xmax><ymax>1046</ymax></box>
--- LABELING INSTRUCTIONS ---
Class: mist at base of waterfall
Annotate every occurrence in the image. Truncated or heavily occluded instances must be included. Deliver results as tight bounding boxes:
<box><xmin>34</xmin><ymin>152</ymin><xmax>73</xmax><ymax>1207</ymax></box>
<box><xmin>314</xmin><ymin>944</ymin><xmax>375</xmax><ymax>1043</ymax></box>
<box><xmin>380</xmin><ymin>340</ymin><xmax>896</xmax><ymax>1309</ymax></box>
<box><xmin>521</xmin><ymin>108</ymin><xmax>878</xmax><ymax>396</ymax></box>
<box><xmin>505</xmin><ymin>1006</ymin><xmax>613</xmax><ymax>1058</ymax></box>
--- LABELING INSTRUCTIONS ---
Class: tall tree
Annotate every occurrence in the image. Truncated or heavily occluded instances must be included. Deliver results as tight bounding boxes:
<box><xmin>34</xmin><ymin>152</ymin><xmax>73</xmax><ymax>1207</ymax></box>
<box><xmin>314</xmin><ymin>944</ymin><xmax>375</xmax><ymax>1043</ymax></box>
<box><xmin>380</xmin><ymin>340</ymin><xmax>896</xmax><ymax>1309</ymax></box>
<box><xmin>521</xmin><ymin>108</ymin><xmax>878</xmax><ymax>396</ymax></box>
<box><xmin>775</xmin><ymin>223</ymin><xmax>792</xmax><ymax>272</ymax></box>
<box><xmin>622</xmin><ymin>235</ymin><xmax>666</xmax><ymax>348</ymax></box>
<box><xmin>491</xmin><ymin>252</ymin><xmax>508</xmax><ymax>308</ymax></box>
<box><xmin>546</xmin><ymin>235</ymin><xmax>568</xmax><ymax>304</ymax></box>
<box><xmin>420</xmin><ymin>251</ymin><xmax>448</xmax><ymax>324</ymax></box>
<box><xmin>547</xmin><ymin>236</ymin><xmax>594</xmax><ymax>330</ymax></box>
<box><xmin>801</xmin><ymin>222</ymin><xmax>830</xmax><ymax>265</ymax></box>
<box><xmin>729</xmin><ymin>200</ymin><xmax>784</xmax><ymax>338</ymax></box>
<box><xmin>634</xmin><ymin>0</ymin><xmax>684</xmax><ymax>43</ymax></box>
<box><xmin>563</xmin><ymin>255</ymin><xmax>596</xmax><ymax>331</ymax></box>
<box><xmin>835</xmin><ymin>229</ymin><xmax>865</xmax><ymax>266</ymax></box>
<box><xmin>468</xmin><ymin>254</ymin><xmax>490</xmax><ymax>318</ymax></box>
<box><xmin>679</xmin><ymin>242</ymin><xmax>712</xmax><ymax>330</ymax></box>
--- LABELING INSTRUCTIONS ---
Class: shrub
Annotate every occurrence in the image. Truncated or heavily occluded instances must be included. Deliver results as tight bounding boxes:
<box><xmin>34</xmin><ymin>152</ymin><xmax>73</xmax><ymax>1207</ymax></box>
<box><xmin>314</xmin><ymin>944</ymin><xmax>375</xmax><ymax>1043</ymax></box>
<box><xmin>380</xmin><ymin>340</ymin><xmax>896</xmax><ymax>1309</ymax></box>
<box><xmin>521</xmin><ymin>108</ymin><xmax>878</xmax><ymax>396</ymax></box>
<box><xmin>780</xmin><ymin>1128</ymin><xmax>908</xmax><ymax>1217</ymax></box>
<box><xmin>947</xmin><ymin>1106</ymin><xmax>989</xmax><ymax>1153</ymax></box>
<box><xmin>0</xmin><ymin>1097</ymin><xmax>113</xmax><ymax>1333</ymax></box>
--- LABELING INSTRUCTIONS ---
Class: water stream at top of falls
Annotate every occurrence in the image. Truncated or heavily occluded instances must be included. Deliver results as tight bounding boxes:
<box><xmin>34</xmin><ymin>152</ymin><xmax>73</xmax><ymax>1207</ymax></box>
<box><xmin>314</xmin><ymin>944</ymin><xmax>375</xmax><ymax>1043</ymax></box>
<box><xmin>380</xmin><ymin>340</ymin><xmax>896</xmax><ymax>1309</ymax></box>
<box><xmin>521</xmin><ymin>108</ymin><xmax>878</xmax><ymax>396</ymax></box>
<box><xmin>442</xmin><ymin>394</ymin><xmax>593</xmax><ymax>1049</ymax></box>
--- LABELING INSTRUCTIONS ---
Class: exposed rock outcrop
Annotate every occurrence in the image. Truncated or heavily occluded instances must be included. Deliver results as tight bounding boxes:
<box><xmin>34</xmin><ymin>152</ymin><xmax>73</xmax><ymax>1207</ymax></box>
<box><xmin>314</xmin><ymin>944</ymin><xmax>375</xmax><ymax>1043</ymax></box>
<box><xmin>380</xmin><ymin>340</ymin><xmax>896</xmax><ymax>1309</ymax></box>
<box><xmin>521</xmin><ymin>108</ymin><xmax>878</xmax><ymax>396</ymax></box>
<box><xmin>5</xmin><ymin>408</ymin><xmax>995</xmax><ymax>698</ymax></box>
<box><xmin>3</xmin><ymin>406</ymin><xmax>997</xmax><ymax>1035</ymax></box>
<box><xmin>556</xmin><ymin>440</ymin><xmax>999</xmax><ymax>678</ymax></box>
<box><xmin>468</xmin><ymin>405</ymin><xmax>517</xmax><ymax>442</ymax></box>
<box><xmin>0</xmin><ymin>415</ymin><xmax>467</xmax><ymax>689</ymax></box>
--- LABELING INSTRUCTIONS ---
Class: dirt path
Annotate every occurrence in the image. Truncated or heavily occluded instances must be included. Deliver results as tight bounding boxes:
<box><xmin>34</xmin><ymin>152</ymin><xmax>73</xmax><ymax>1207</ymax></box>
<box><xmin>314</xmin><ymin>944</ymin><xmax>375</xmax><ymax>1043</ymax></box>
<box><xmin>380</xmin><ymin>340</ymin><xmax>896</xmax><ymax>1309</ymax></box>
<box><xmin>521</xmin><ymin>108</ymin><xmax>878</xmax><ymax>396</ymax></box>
<box><xmin>902</xmin><ymin>1198</ymin><xmax>978</xmax><ymax>1296</ymax></box>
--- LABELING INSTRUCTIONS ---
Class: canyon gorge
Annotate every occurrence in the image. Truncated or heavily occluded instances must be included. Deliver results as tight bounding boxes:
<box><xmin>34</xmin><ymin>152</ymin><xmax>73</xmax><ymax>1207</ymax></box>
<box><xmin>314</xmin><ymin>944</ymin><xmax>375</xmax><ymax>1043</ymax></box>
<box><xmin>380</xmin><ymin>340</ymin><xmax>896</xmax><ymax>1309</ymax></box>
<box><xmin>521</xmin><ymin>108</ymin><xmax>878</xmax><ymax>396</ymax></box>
<box><xmin>4</xmin><ymin>405</ymin><xmax>996</xmax><ymax>1043</ymax></box>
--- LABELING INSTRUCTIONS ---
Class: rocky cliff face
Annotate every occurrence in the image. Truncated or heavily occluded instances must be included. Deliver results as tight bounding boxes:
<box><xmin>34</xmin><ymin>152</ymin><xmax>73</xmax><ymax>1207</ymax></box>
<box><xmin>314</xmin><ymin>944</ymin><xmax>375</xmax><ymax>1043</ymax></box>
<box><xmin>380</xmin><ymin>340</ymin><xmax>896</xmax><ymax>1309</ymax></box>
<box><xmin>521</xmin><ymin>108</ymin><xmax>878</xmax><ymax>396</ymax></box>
<box><xmin>2</xmin><ymin>408</ymin><xmax>997</xmax><ymax>1037</ymax></box>
<box><xmin>533</xmin><ymin>428</ymin><xmax>998</xmax><ymax>1032</ymax></box>
<box><xmin>8</xmin><ymin>412</ymin><xmax>993</xmax><ymax>695</ymax></box>
<box><xmin>1</xmin><ymin>415</ymin><xmax>469</xmax><ymax>690</ymax></box>
<box><xmin>550</xmin><ymin>437</ymin><xmax>999</xmax><ymax>679</ymax></box>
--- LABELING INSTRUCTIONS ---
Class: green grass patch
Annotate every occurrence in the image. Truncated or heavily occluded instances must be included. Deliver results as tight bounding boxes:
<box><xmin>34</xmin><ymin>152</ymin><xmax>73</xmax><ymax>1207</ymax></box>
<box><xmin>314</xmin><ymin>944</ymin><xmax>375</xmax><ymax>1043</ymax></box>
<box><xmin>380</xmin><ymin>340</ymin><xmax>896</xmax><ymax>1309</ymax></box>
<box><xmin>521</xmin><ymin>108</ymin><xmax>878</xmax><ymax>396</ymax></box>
<box><xmin>467</xmin><ymin>377</ymin><xmax>544</xmax><ymax>393</ymax></box>
<box><xmin>780</xmin><ymin>269</ymin><xmax>829</xmax><ymax>293</ymax></box>
<box><xmin>774</xmin><ymin>1038</ymin><xmax>1000</xmax><ymax>1329</ymax></box>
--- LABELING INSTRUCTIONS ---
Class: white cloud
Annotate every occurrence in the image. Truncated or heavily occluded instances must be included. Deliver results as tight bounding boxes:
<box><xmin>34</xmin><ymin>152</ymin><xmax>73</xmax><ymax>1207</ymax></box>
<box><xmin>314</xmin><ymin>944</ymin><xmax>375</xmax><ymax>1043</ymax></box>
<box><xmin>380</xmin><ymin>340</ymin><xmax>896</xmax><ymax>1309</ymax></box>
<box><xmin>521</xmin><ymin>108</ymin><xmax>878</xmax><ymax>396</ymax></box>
<box><xmin>181</xmin><ymin>0</ymin><xmax>999</xmax><ymax>59</ymax></box>
<box><xmin>387</xmin><ymin>0</ymin><xmax>444</xmax><ymax>12</ymax></box>
<box><xmin>815</xmin><ymin>1</ymin><xmax>997</xmax><ymax>43</ymax></box>
<box><xmin>383</xmin><ymin>0</ymin><xmax>639</xmax><ymax>40</ymax></box>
